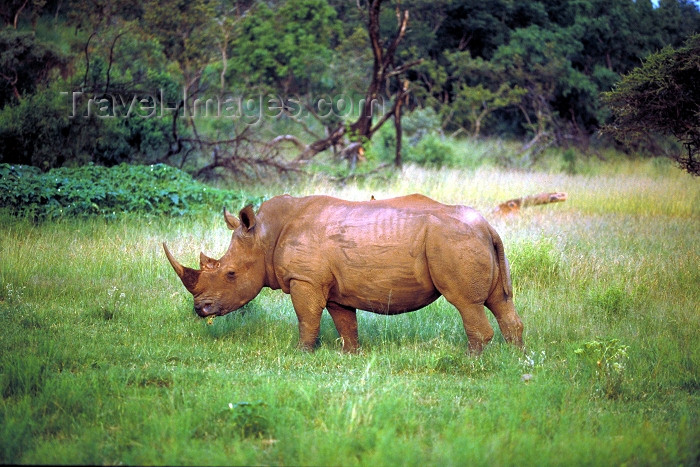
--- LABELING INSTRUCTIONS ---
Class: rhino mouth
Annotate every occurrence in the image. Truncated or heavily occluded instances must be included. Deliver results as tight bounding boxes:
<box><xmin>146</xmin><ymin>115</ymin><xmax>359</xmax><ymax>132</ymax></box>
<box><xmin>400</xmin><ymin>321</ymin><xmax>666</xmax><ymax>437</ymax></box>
<box><xmin>194</xmin><ymin>302</ymin><xmax>238</xmax><ymax>318</ymax></box>
<box><xmin>194</xmin><ymin>303</ymin><xmax>219</xmax><ymax>317</ymax></box>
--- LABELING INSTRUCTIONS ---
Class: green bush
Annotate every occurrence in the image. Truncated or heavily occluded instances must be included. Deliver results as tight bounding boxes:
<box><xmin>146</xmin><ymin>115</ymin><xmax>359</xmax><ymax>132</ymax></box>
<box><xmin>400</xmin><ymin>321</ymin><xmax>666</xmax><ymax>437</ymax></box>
<box><xmin>588</xmin><ymin>284</ymin><xmax>630</xmax><ymax>317</ymax></box>
<box><xmin>0</xmin><ymin>82</ymin><xmax>173</xmax><ymax>169</ymax></box>
<box><xmin>402</xmin><ymin>107</ymin><xmax>442</xmax><ymax>145</ymax></box>
<box><xmin>405</xmin><ymin>132</ymin><xmax>458</xmax><ymax>166</ymax></box>
<box><xmin>0</xmin><ymin>85</ymin><xmax>88</xmax><ymax>169</ymax></box>
<box><xmin>364</xmin><ymin>123</ymin><xmax>398</xmax><ymax>164</ymax></box>
<box><xmin>0</xmin><ymin>163</ymin><xmax>261</xmax><ymax>220</ymax></box>
<box><xmin>574</xmin><ymin>338</ymin><xmax>630</xmax><ymax>399</ymax></box>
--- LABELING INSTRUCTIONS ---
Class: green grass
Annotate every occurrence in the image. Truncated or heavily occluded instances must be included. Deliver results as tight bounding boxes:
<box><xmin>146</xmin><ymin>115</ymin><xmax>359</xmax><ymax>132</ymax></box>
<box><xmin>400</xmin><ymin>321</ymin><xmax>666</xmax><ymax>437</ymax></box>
<box><xmin>1</xmin><ymin>161</ymin><xmax>699</xmax><ymax>465</ymax></box>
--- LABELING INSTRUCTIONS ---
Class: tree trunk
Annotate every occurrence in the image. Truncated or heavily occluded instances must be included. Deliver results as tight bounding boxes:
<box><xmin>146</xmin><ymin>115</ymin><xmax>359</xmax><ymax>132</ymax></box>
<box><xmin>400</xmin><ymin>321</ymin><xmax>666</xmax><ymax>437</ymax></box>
<box><xmin>295</xmin><ymin>0</ymin><xmax>420</xmax><ymax>165</ymax></box>
<box><xmin>13</xmin><ymin>0</ymin><xmax>29</xmax><ymax>29</ymax></box>
<box><xmin>394</xmin><ymin>80</ymin><xmax>409</xmax><ymax>167</ymax></box>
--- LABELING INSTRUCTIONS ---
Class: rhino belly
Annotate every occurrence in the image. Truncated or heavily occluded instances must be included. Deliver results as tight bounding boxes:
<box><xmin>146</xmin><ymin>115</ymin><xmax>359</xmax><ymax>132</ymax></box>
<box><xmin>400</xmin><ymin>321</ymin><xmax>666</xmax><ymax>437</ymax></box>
<box><xmin>329</xmin><ymin>265</ymin><xmax>440</xmax><ymax>314</ymax></box>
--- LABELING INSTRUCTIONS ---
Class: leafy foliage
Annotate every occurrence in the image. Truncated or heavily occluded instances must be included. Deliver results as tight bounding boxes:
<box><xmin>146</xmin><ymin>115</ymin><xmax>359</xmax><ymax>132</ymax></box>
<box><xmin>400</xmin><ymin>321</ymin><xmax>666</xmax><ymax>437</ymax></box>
<box><xmin>0</xmin><ymin>27</ymin><xmax>67</xmax><ymax>106</ymax></box>
<box><xmin>228</xmin><ymin>0</ymin><xmax>342</xmax><ymax>94</ymax></box>
<box><xmin>411</xmin><ymin>0</ymin><xmax>699</xmax><ymax>149</ymax></box>
<box><xmin>0</xmin><ymin>82</ymin><xmax>173</xmax><ymax>168</ymax></box>
<box><xmin>0</xmin><ymin>163</ymin><xmax>261</xmax><ymax>220</ymax></box>
<box><xmin>405</xmin><ymin>133</ymin><xmax>459</xmax><ymax>167</ymax></box>
<box><xmin>575</xmin><ymin>338</ymin><xmax>630</xmax><ymax>399</ymax></box>
<box><xmin>603</xmin><ymin>34</ymin><xmax>700</xmax><ymax>175</ymax></box>
<box><xmin>1</xmin><ymin>0</ymin><xmax>699</xmax><ymax>174</ymax></box>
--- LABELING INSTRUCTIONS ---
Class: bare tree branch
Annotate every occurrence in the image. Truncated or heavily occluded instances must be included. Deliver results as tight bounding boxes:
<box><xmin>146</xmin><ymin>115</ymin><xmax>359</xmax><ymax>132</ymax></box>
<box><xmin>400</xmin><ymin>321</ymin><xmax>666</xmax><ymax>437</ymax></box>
<box><xmin>82</xmin><ymin>31</ymin><xmax>97</xmax><ymax>90</ymax></box>
<box><xmin>104</xmin><ymin>31</ymin><xmax>126</xmax><ymax>95</ymax></box>
<box><xmin>290</xmin><ymin>0</ymin><xmax>420</xmax><ymax>167</ymax></box>
<box><xmin>267</xmin><ymin>134</ymin><xmax>308</xmax><ymax>152</ymax></box>
<box><xmin>13</xmin><ymin>0</ymin><xmax>29</xmax><ymax>29</ymax></box>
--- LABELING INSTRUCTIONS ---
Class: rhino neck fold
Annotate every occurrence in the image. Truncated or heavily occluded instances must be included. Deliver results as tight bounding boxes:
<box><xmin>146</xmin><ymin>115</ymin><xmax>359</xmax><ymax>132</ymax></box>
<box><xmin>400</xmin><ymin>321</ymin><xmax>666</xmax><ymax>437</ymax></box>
<box><xmin>250</xmin><ymin>201</ymin><xmax>286</xmax><ymax>291</ymax></box>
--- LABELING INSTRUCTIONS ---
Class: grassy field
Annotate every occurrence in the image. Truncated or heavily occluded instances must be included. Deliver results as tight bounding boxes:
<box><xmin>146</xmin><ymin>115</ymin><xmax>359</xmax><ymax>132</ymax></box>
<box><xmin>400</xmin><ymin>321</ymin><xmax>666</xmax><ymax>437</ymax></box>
<box><xmin>1</xmin><ymin>160</ymin><xmax>699</xmax><ymax>465</ymax></box>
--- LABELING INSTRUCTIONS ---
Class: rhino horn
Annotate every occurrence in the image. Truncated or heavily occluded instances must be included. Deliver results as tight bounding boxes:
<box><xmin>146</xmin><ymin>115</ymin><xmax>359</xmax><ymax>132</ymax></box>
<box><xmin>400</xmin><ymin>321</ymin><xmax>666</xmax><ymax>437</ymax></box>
<box><xmin>163</xmin><ymin>242</ymin><xmax>200</xmax><ymax>293</ymax></box>
<box><xmin>199</xmin><ymin>252</ymin><xmax>219</xmax><ymax>270</ymax></box>
<box><xmin>223</xmin><ymin>207</ymin><xmax>240</xmax><ymax>230</ymax></box>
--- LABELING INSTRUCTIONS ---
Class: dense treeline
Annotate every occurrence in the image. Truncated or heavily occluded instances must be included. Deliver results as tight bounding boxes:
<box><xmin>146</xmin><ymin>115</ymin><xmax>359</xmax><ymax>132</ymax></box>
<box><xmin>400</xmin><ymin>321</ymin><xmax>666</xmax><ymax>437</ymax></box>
<box><xmin>0</xmin><ymin>0</ymin><xmax>698</xmax><ymax>176</ymax></box>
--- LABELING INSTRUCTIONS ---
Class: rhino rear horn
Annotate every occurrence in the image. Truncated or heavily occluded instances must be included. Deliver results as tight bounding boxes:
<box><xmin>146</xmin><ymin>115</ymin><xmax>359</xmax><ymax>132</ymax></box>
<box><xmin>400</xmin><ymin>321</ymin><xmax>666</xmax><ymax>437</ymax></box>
<box><xmin>163</xmin><ymin>243</ymin><xmax>201</xmax><ymax>293</ymax></box>
<box><xmin>199</xmin><ymin>252</ymin><xmax>219</xmax><ymax>270</ymax></box>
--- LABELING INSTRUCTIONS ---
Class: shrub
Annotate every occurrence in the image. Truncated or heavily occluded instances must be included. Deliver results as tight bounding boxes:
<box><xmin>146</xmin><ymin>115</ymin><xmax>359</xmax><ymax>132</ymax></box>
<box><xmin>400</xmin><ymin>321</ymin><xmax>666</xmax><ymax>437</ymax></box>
<box><xmin>0</xmin><ymin>163</ymin><xmax>261</xmax><ymax>220</ymax></box>
<box><xmin>0</xmin><ymin>83</ymin><xmax>173</xmax><ymax>169</ymax></box>
<box><xmin>588</xmin><ymin>284</ymin><xmax>630</xmax><ymax>317</ymax></box>
<box><xmin>405</xmin><ymin>132</ymin><xmax>458</xmax><ymax>167</ymax></box>
<box><xmin>0</xmin><ymin>85</ymin><xmax>89</xmax><ymax>169</ymax></box>
<box><xmin>562</xmin><ymin>148</ymin><xmax>577</xmax><ymax>174</ymax></box>
<box><xmin>402</xmin><ymin>107</ymin><xmax>442</xmax><ymax>145</ymax></box>
<box><xmin>364</xmin><ymin>123</ymin><xmax>398</xmax><ymax>164</ymax></box>
<box><xmin>574</xmin><ymin>338</ymin><xmax>630</xmax><ymax>399</ymax></box>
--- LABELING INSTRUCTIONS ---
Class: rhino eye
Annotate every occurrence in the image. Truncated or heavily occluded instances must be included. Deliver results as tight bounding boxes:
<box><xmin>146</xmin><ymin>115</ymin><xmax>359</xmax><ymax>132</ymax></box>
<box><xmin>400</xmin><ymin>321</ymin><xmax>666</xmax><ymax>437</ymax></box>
<box><xmin>226</xmin><ymin>271</ymin><xmax>236</xmax><ymax>280</ymax></box>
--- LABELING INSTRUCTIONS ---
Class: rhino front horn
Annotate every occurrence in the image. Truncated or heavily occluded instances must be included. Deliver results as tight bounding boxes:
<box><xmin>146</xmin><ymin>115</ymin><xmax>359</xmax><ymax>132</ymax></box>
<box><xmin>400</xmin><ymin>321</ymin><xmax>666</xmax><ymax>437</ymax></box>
<box><xmin>162</xmin><ymin>242</ymin><xmax>201</xmax><ymax>293</ymax></box>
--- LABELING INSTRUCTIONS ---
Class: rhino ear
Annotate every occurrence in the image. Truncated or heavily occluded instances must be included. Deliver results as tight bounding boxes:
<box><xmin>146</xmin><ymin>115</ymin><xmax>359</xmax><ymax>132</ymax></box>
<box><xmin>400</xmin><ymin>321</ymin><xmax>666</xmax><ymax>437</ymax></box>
<box><xmin>223</xmin><ymin>207</ymin><xmax>240</xmax><ymax>230</ymax></box>
<box><xmin>199</xmin><ymin>252</ymin><xmax>219</xmax><ymax>270</ymax></box>
<box><xmin>239</xmin><ymin>205</ymin><xmax>256</xmax><ymax>232</ymax></box>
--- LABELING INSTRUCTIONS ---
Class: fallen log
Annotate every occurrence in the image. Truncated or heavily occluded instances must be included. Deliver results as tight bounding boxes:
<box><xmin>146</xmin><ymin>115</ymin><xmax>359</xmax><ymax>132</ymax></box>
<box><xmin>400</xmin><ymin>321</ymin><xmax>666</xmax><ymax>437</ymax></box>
<box><xmin>492</xmin><ymin>192</ymin><xmax>568</xmax><ymax>216</ymax></box>
<box><xmin>368</xmin><ymin>191</ymin><xmax>567</xmax><ymax>216</ymax></box>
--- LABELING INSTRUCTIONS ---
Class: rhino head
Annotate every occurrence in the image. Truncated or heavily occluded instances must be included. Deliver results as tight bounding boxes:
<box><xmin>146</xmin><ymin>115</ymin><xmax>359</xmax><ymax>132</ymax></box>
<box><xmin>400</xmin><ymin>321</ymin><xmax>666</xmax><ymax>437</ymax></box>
<box><xmin>163</xmin><ymin>205</ymin><xmax>266</xmax><ymax>317</ymax></box>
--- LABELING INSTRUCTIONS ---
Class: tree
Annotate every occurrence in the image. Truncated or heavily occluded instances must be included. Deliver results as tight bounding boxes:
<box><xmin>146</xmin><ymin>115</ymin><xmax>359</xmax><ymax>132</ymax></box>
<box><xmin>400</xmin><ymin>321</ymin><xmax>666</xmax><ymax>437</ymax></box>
<box><xmin>4</xmin><ymin>0</ymin><xmax>699</xmax><ymax>175</ymax></box>
<box><xmin>0</xmin><ymin>0</ymin><xmax>46</xmax><ymax>28</ymax></box>
<box><xmin>492</xmin><ymin>25</ymin><xmax>597</xmax><ymax>154</ymax></box>
<box><xmin>290</xmin><ymin>0</ymin><xmax>421</xmax><ymax>167</ymax></box>
<box><xmin>227</xmin><ymin>0</ymin><xmax>341</xmax><ymax>95</ymax></box>
<box><xmin>0</xmin><ymin>28</ymin><xmax>66</xmax><ymax>105</ymax></box>
<box><xmin>432</xmin><ymin>52</ymin><xmax>525</xmax><ymax>138</ymax></box>
<box><xmin>409</xmin><ymin>0</ymin><xmax>700</xmax><ymax>153</ymax></box>
<box><xmin>602</xmin><ymin>34</ymin><xmax>700</xmax><ymax>175</ymax></box>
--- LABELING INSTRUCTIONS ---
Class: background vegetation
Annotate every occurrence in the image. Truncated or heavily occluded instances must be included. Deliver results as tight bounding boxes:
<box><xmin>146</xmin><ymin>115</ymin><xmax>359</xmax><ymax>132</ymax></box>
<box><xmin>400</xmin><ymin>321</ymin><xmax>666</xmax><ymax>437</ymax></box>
<box><xmin>0</xmin><ymin>0</ymin><xmax>699</xmax><ymax>177</ymax></box>
<box><xmin>1</xmin><ymin>158</ymin><xmax>698</xmax><ymax>465</ymax></box>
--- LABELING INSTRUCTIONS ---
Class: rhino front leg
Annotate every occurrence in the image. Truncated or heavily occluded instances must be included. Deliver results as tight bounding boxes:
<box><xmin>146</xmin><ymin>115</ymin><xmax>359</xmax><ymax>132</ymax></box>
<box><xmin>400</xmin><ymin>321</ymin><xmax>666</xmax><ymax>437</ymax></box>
<box><xmin>326</xmin><ymin>302</ymin><xmax>359</xmax><ymax>353</ymax></box>
<box><xmin>289</xmin><ymin>280</ymin><xmax>327</xmax><ymax>351</ymax></box>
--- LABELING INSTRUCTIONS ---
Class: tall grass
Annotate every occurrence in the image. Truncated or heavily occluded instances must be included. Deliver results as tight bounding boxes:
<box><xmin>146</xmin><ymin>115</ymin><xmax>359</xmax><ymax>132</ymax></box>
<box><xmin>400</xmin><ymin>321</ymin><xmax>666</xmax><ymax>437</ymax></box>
<box><xmin>1</xmin><ymin>161</ymin><xmax>698</xmax><ymax>465</ymax></box>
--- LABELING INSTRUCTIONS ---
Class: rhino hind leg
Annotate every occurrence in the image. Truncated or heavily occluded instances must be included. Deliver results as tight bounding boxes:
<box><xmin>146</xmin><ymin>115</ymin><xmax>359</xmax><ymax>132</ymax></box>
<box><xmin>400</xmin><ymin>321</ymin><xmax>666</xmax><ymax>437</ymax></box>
<box><xmin>326</xmin><ymin>302</ymin><xmax>359</xmax><ymax>353</ymax></box>
<box><xmin>461</xmin><ymin>304</ymin><xmax>495</xmax><ymax>355</ymax></box>
<box><xmin>443</xmin><ymin>297</ymin><xmax>495</xmax><ymax>355</ymax></box>
<box><xmin>485</xmin><ymin>290</ymin><xmax>524</xmax><ymax>349</ymax></box>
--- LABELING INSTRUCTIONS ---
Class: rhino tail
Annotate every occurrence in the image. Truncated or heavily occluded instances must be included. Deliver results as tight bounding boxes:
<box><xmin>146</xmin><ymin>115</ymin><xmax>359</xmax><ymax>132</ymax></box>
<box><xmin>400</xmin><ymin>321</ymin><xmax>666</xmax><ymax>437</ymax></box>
<box><xmin>488</xmin><ymin>225</ymin><xmax>513</xmax><ymax>299</ymax></box>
